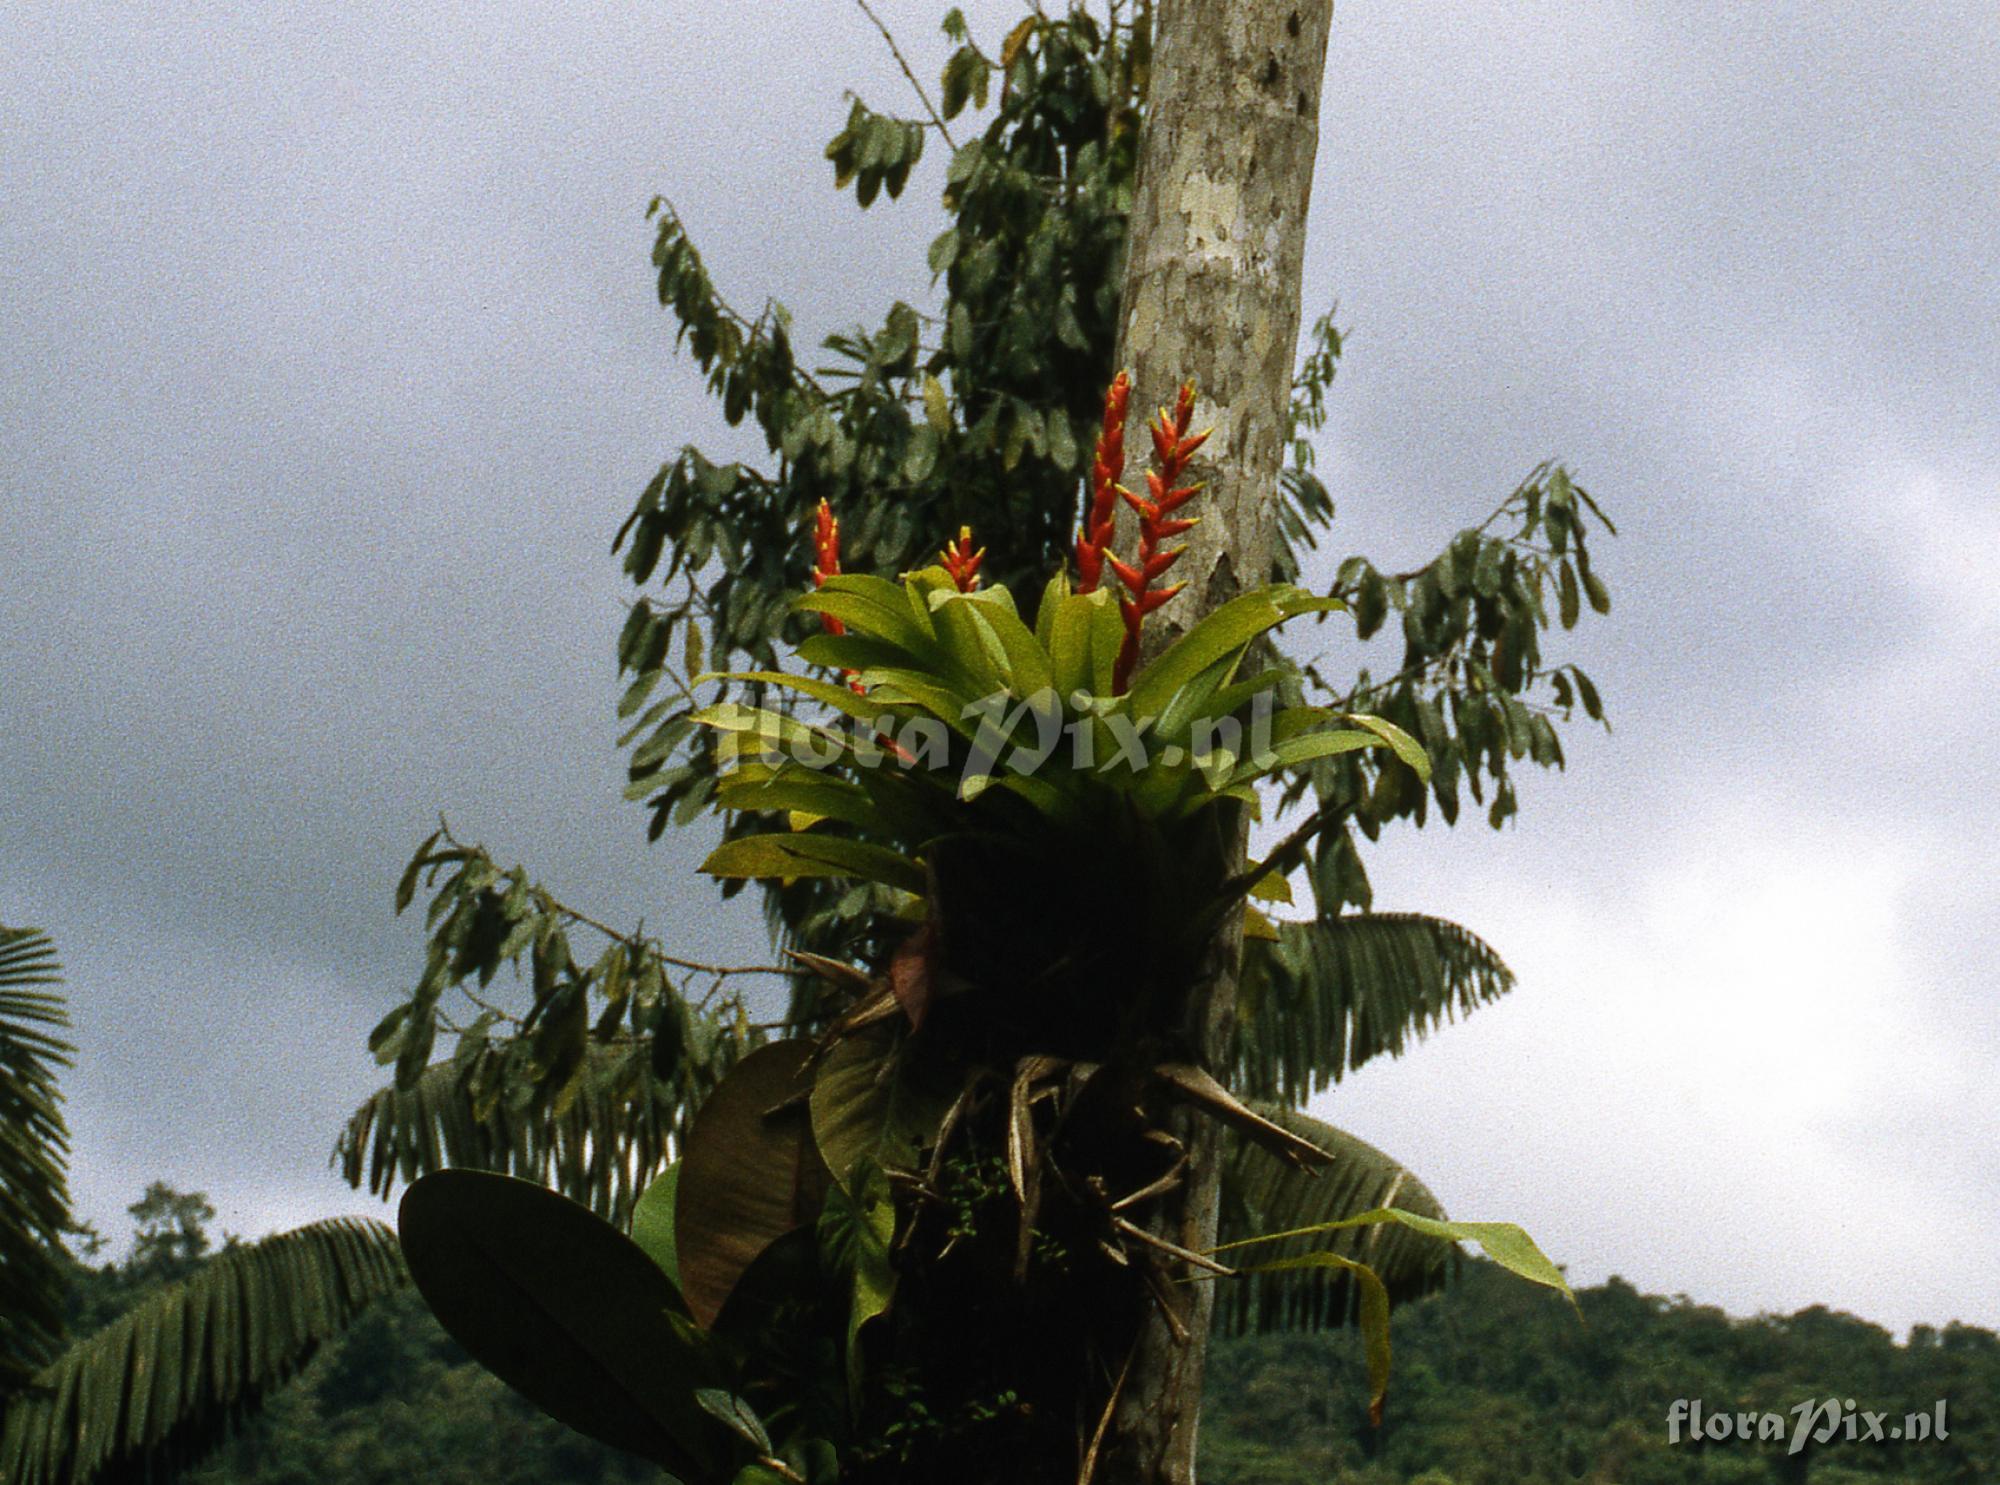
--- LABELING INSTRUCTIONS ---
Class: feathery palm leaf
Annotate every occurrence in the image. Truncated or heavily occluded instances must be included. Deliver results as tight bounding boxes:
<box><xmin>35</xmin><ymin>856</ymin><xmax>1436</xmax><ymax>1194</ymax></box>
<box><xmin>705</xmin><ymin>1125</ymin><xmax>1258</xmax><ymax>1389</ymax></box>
<box><xmin>0</xmin><ymin>925</ymin><xmax>73</xmax><ymax>1398</ymax></box>
<box><xmin>1233</xmin><ymin>912</ymin><xmax>1515</xmax><ymax>1105</ymax></box>
<box><xmin>0</xmin><ymin>1217</ymin><xmax>406</xmax><ymax>1485</ymax></box>
<box><xmin>337</xmin><ymin>1037</ymin><xmax>693</xmax><ymax>1227</ymax></box>
<box><xmin>1214</xmin><ymin>1101</ymin><xmax>1455</xmax><ymax>1335</ymax></box>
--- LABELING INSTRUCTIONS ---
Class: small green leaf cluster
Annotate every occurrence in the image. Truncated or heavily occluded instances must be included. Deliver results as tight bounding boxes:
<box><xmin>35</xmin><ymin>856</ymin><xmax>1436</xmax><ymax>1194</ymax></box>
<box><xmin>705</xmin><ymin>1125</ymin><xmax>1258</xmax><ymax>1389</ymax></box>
<box><xmin>349</xmin><ymin>826</ymin><xmax>764</xmax><ymax>1226</ymax></box>
<box><xmin>1310</xmin><ymin>463</ymin><xmax>1614</xmax><ymax>850</ymax></box>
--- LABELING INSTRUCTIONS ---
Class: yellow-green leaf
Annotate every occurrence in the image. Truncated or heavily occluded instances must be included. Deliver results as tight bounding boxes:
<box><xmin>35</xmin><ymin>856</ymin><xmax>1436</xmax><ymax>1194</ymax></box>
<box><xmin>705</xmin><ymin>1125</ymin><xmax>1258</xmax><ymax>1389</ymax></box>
<box><xmin>699</xmin><ymin>835</ymin><xmax>924</xmax><ymax>894</ymax></box>
<box><xmin>1214</xmin><ymin>1206</ymin><xmax>1575</xmax><ymax>1313</ymax></box>
<box><xmin>922</xmin><ymin>373</ymin><xmax>950</xmax><ymax>433</ymax></box>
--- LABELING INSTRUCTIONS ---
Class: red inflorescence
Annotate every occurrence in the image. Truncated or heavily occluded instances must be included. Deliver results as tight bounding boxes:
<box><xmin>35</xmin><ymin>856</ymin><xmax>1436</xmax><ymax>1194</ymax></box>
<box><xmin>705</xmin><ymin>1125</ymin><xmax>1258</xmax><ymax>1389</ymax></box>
<box><xmin>940</xmin><ymin>526</ymin><xmax>985</xmax><ymax>593</ymax></box>
<box><xmin>810</xmin><ymin>498</ymin><xmax>867</xmax><ymax>695</ymax></box>
<box><xmin>1108</xmin><ymin>380</ymin><xmax>1209</xmax><ymax>692</ymax></box>
<box><xmin>1075</xmin><ymin>371</ymin><xmax>1131</xmax><ymax>596</ymax></box>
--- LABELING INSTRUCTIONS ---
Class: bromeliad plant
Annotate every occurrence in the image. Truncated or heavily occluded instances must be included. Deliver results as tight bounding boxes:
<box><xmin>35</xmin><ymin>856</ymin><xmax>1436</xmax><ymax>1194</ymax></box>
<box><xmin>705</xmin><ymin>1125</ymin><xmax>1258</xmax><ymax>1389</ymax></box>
<box><xmin>396</xmin><ymin>377</ymin><xmax>1574</xmax><ymax>1482</ymax></box>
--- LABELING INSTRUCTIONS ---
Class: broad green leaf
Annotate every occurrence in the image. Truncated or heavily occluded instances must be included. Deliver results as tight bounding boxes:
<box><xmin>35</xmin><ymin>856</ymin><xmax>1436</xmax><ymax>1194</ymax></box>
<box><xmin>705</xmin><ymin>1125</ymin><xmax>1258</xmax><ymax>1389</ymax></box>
<box><xmin>853</xmin><ymin>666</ymin><xmax>983</xmax><ymax>739</ymax></box>
<box><xmin>1584</xmin><ymin>568</ymin><xmax>1611</xmax><ymax>614</ymax></box>
<box><xmin>1088</xmin><ymin>589</ymin><xmax>1125</xmax><ymax>698</ymax></box>
<box><xmin>795</xmin><ymin>589</ymin><xmax>931</xmax><ymax>654</ymax></box>
<box><xmin>629</xmin><ymin>1162</ymin><xmax>681</xmax><ymax>1289</ymax></box>
<box><xmin>699</xmin><ymin>835</ymin><xmax>925</xmax><ymax>895</ymax></box>
<box><xmin>928</xmin><ymin>589</ymin><xmax>1010</xmax><ymax>694</ymax></box>
<box><xmin>1249</xmin><ymin>871</ymin><xmax>1293</xmax><ymax>904</ymax></box>
<box><xmin>715</xmin><ymin>769</ymin><xmax>884</xmax><ymax>834</ymax></box>
<box><xmin>695</xmin><ymin>1388</ymin><xmax>773</xmax><ymax>1453</ymax></box>
<box><xmin>796</xmin><ymin>632</ymin><xmax>912</xmax><ymax>674</ymax></box>
<box><xmin>922</xmin><ymin>373</ymin><xmax>951</xmax><ymax>431</ymax></box>
<box><xmin>1229</xmin><ymin>728</ymin><xmax>1384</xmax><ymax>788</ymax></box>
<box><xmin>809</xmin><ymin>1029</ymin><xmax>954</xmax><ymax>1187</ymax></box>
<box><xmin>1342</xmin><ymin>712</ymin><xmax>1431</xmax><ymax>779</ymax></box>
<box><xmin>399</xmin><ymin>1171</ymin><xmax>725</xmax><ymax>1476</ymax></box>
<box><xmin>1033</xmin><ymin>572</ymin><xmax>1069</xmax><ymax>651</ymax></box>
<box><xmin>1047</xmin><ymin>589</ymin><xmax>1117</xmax><ymax>701</ymax></box>
<box><xmin>1124</xmin><ymin>590</ymin><xmax>1294</xmax><ymax>721</ymax></box>
<box><xmin>817</xmin><ymin>1162</ymin><xmax>898</xmax><ymax>1406</ymax></box>
<box><xmin>951</xmin><ymin>588</ymin><xmax>1052</xmax><ymax>696</ymax></box>
<box><xmin>1152</xmin><ymin>649</ymin><xmax>1244</xmax><ymax>748</ymax></box>
<box><xmin>694</xmin><ymin>702</ymin><xmax>864</xmax><ymax>769</ymax></box>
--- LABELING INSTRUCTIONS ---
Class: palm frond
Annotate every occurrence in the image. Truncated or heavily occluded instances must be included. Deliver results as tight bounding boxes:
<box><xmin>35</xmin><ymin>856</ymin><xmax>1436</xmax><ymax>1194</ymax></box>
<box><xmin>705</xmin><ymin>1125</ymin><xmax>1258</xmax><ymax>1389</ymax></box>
<box><xmin>1232</xmin><ymin>912</ymin><xmax>1514</xmax><ymax>1104</ymax></box>
<box><xmin>336</xmin><ymin>1037</ymin><xmax>690</xmax><ymax>1228</ymax></box>
<box><xmin>0</xmin><ymin>925</ymin><xmax>74</xmax><ymax>1397</ymax></box>
<box><xmin>0</xmin><ymin>1217</ymin><xmax>405</xmax><ymax>1485</ymax></box>
<box><xmin>1213</xmin><ymin>1101</ymin><xmax>1455</xmax><ymax>1335</ymax></box>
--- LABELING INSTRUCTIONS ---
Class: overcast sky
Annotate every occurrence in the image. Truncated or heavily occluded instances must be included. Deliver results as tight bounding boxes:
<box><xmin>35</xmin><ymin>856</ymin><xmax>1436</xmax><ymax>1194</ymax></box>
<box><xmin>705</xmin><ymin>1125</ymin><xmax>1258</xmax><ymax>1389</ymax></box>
<box><xmin>3</xmin><ymin>2</ymin><xmax>1994</xmax><ymax>1338</ymax></box>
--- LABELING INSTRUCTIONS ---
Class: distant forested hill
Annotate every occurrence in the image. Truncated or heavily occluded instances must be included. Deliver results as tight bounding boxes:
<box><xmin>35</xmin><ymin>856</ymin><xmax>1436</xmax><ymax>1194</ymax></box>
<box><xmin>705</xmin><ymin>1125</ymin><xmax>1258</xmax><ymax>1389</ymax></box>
<box><xmin>52</xmin><ymin>1193</ymin><xmax>1998</xmax><ymax>1483</ymax></box>
<box><xmin>1201</xmin><ymin>1261</ymin><xmax>1996</xmax><ymax>1485</ymax></box>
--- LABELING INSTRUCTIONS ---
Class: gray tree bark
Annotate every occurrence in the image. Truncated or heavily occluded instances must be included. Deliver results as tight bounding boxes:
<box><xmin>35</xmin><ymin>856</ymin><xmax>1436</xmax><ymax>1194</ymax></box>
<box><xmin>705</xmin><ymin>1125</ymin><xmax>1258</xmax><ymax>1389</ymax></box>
<box><xmin>1099</xmin><ymin>2</ymin><xmax>1336</xmax><ymax>1481</ymax></box>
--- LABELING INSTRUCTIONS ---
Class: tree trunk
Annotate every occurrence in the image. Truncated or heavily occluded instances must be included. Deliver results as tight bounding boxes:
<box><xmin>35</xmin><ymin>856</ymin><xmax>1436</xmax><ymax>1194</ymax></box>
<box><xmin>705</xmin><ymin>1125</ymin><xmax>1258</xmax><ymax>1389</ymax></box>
<box><xmin>1098</xmin><ymin>2</ymin><xmax>1336</xmax><ymax>1481</ymax></box>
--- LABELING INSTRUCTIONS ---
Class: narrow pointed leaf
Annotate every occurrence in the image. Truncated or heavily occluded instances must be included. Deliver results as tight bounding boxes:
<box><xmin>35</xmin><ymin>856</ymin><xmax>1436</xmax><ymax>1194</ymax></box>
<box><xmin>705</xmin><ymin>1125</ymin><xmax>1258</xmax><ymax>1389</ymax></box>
<box><xmin>699</xmin><ymin>835</ymin><xmax>925</xmax><ymax>894</ymax></box>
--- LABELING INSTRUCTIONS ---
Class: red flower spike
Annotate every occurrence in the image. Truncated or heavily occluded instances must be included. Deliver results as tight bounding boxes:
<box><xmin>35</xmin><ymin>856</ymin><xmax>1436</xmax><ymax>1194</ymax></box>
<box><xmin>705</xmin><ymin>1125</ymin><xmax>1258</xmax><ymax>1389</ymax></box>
<box><xmin>941</xmin><ymin>526</ymin><xmax>985</xmax><ymax>592</ymax></box>
<box><xmin>1106</xmin><ymin>378</ymin><xmax>1207</xmax><ymax>693</ymax></box>
<box><xmin>807</xmin><ymin>499</ymin><xmax>866</xmax><ymax>695</ymax></box>
<box><xmin>1076</xmin><ymin>372</ymin><xmax>1132</xmax><ymax>596</ymax></box>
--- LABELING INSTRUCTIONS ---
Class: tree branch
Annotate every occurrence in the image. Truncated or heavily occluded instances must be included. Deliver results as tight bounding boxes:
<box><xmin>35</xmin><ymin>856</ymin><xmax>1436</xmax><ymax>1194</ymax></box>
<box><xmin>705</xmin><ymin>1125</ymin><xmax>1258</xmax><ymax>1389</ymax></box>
<box><xmin>855</xmin><ymin>0</ymin><xmax>955</xmax><ymax>148</ymax></box>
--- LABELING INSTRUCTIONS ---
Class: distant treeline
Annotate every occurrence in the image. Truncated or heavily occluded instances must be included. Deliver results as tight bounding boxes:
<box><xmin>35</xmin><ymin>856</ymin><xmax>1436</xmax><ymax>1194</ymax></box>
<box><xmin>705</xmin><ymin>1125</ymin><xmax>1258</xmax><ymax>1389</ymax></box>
<box><xmin>59</xmin><ymin>1191</ymin><xmax>1997</xmax><ymax>1484</ymax></box>
<box><xmin>1201</xmin><ymin>1262</ymin><xmax>1995</xmax><ymax>1484</ymax></box>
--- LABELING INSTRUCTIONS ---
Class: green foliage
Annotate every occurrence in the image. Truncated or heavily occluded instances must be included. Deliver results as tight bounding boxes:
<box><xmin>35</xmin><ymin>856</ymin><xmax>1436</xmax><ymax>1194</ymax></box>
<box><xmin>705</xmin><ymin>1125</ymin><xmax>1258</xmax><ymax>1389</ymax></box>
<box><xmin>0</xmin><ymin>1217</ymin><xmax>406</xmax><ymax>1485</ymax></box>
<box><xmin>353</xmin><ymin>0</ymin><xmax>1614</xmax><ymax>1213</ymax></box>
<box><xmin>67</xmin><ymin>1242</ymin><xmax>1986</xmax><ymax>1485</ymax></box>
<box><xmin>1200</xmin><ymin>1264</ymin><xmax>2000</xmax><ymax>1485</ymax></box>
<box><xmin>0</xmin><ymin>925</ymin><xmax>73</xmax><ymax>1399</ymax></box>
<box><xmin>0</xmin><ymin>920</ymin><xmax>413</xmax><ymax>1485</ymax></box>
<box><xmin>121</xmin><ymin>1183</ymin><xmax>215</xmax><ymax>1284</ymax></box>
<box><xmin>398</xmin><ymin>1171</ymin><xmax>727</xmax><ymax>1479</ymax></box>
<box><xmin>386</xmin><ymin>502</ymin><xmax>1565</xmax><ymax>1478</ymax></box>
<box><xmin>347</xmin><ymin>824</ymin><xmax>768</xmax><ymax>1226</ymax></box>
<box><xmin>1213</xmin><ymin>1103</ymin><xmax>1455</xmax><ymax>1339</ymax></box>
<box><xmin>1233</xmin><ymin>913</ymin><xmax>1517</xmax><ymax>1104</ymax></box>
<box><xmin>611</xmin><ymin>0</ymin><xmax>1611</xmax><ymax>965</ymax></box>
<box><xmin>349</xmin><ymin>4</ymin><xmax>1619</xmax><ymax>1474</ymax></box>
<box><xmin>52</xmin><ymin>1216</ymin><xmax>660</xmax><ymax>1485</ymax></box>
